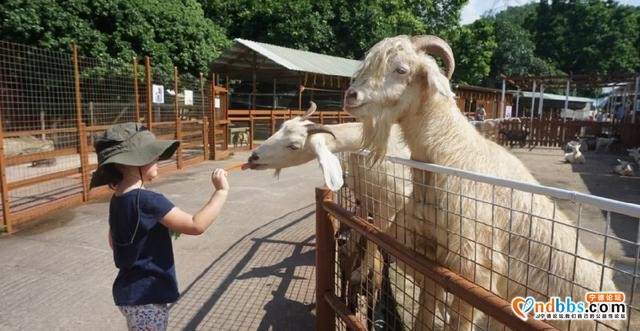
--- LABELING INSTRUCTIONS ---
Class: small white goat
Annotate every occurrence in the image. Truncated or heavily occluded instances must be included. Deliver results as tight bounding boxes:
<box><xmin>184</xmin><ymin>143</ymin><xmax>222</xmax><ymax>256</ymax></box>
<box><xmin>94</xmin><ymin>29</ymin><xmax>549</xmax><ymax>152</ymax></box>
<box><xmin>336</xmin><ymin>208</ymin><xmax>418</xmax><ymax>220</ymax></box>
<box><xmin>564</xmin><ymin>143</ymin><xmax>585</xmax><ymax>164</ymax></box>
<box><xmin>246</xmin><ymin>102</ymin><xmax>414</xmax><ymax>324</ymax></box>
<box><xmin>565</xmin><ymin>139</ymin><xmax>587</xmax><ymax>153</ymax></box>
<box><xmin>595</xmin><ymin>136</ymin><xmax>616</xmax><ymax>152</ymax></box>
<box><xmin>627</xmin><ymin>147</ymin><xmax>640</xmax><ymax>167</ymax></box>
<box><xmin>614</xmin><ymin>159</ymin><xmax>634</xmax><ymax>176</ymax></box>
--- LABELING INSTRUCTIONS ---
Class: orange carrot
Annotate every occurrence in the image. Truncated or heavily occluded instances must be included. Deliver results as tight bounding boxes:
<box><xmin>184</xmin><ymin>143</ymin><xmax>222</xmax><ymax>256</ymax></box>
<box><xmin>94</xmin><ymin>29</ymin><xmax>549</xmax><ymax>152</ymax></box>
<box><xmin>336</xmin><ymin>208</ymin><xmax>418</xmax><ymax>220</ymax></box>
<box><xmin>224</xmin><ymin>162</ymin><xmax>246</xmax><ymax>171</ymax></box>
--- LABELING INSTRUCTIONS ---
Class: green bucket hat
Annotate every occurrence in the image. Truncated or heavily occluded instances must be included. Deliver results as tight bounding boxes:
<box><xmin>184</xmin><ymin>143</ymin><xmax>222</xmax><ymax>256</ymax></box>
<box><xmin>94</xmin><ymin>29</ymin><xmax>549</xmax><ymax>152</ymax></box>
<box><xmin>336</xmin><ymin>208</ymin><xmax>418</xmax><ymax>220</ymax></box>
<box><xmin>90</xmin><ymin>122</ymin><xmax>179</xmax><ymax>188</ymax></box>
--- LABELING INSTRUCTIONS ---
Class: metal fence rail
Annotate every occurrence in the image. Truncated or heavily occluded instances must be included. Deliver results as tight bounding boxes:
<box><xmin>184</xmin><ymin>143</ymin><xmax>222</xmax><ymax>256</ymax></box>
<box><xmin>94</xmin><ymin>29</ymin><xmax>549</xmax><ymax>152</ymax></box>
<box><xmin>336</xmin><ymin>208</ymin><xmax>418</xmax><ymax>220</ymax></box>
<box><xmin>315</xmin><ymin>152</ymin><xmax>640</xmax><ymax>330</ymax></box>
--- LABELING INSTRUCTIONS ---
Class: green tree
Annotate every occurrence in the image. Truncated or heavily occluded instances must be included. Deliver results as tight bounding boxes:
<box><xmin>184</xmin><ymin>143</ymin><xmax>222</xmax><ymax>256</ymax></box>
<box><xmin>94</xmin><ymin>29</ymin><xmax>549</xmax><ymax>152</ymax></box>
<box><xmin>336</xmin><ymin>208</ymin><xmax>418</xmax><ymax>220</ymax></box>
<box><xmin>200</xmin><ymin>0</ymin><xmax>337</xmax><ymax>54</ymax></box>
<box><xmin>201</xmin><ymin>0</ymin><xmax>467</xmax><ymax>59</ymax></box>
<box><xmin>532</xmin><ymin>0</ymin><xmax>640</xmax><ymax>75</ymax></box>
<box><xmin>488</xmin><ymin>8</ymin><xmax>559</xmax><ymax>82</ymax></box>
<box><xmin>0</xmin><ymin>0</ymin><xmax>230</xmax><ymax>76</ymax></box>
<box><xmin>450</xmin><ymin>18</ymin><xmax>497</xmax><ymax>85</ymax></box>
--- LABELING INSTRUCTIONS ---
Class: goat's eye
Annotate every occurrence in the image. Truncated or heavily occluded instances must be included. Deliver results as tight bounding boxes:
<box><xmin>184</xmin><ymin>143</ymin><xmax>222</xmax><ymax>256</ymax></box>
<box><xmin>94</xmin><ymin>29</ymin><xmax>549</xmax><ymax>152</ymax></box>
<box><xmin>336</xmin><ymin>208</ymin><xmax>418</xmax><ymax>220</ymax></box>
<box><xmin>287</xmin><ymin>144</ymin><xmax>300</xmax><ymax>150</ymax></box>
<box><xmin>394</xmin><ymin>66</ymin><xmax>408</xmax><ymax>74</ymax></box>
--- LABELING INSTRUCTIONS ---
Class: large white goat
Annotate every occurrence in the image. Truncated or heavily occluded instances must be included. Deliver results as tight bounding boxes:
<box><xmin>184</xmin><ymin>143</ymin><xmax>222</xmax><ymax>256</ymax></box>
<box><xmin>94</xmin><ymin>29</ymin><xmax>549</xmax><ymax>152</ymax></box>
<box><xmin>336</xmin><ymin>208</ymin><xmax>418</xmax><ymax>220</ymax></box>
<box><xmin>245</xmin><ymin>103</ymin><xmax>415</xmax><ymax>325</ymax></box>
<box><xmin>344</xmin><ymin>35</ymin><xmax>621</xmax><ymax>330</ymax></box>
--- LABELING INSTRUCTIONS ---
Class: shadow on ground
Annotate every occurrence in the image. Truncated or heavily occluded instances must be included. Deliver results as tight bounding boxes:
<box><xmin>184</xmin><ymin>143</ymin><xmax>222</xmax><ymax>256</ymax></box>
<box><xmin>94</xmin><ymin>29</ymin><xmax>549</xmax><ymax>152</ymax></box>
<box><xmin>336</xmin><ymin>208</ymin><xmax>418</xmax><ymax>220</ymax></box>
<box><xmin>169</xmin><ymin>205</ymin><xmax>317</xmax><ymax>330</ymax></box>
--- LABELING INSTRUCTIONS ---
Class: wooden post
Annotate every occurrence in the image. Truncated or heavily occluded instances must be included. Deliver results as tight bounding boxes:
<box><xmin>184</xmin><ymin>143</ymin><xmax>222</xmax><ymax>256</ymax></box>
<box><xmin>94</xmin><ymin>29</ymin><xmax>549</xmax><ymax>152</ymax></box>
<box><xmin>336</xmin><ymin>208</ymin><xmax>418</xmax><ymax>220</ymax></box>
<box><xmin>133</xmin><ymin>56</ymin><xmax>140</xmax><ymax>123</ymax></box>
<box><xmin>499</xmin><ymin>78</ymin><xmax>506</xmax><ymax>118</ymax></box>
<box><xmin>515</xmin><ymin>89</ymin><xmax>520</xmax><ymax>118</ymax></box>
<box><xmin>225</xmin><ymin>75</ymin><xmax>230</xmax><ymax>150</ymax></box>
<box><xmin>562</xmin><ymin>79</ymin><xmax>570</xmax><ymax>142</ymax></box>
<box><xmin>174</xmin><ymin>67</ymin><xmax>182</xmax><ymax>169</ymax></box>
<box><xmin>72</xmin><ymin>43</ymin><xmax>90</xmax><ymax>201</ymax></box>
<box><xmin>271</xmin><ymin>78</ymin><xmax>276</xmax><ymax>135</ymax></box>
<box><xmin>270</xmin><ymin>110</ymin><xmax>276</xmax><ymax>135</ymax></box>
<box><xmin>210</xmin><ymin>73</ymin><xmax>217</xmax><ymax>159</ymax></box>
<box><xmin>633</xmin><ymin>76</ymin><xmax>639</xmax><ymax>124</ymax></box>
<box><xmin>200</xmin><ymin>72</ymin><xmax>208</xmax><ymax>160</ymax></box>
<box><xmin>272</xmin><ymin>78</ymin><xmax>277</xmax><ymax>111</ymax></box>
<box><xmin>0</xmin><ymin>111</ymin><xmax>12</xmax><ymax>233</ymax></box>
<box><xmin>315</xmin><ymin>187</ymin><xmax>336</xmax><ymax>331</ymax></box>
<box><xmin>203</xmin><ymin>116</ymin><xmax>209</xmax><ymax>161</ymax></box>
<box><xmin>144</xmin><ymin>56</ymin><xmax>153</xmax><ymax>131</ymax></box>
<box><xmin>529</xmin><ymin>80</ymin><xmax>536</xmax><ymax>144</ymax></box>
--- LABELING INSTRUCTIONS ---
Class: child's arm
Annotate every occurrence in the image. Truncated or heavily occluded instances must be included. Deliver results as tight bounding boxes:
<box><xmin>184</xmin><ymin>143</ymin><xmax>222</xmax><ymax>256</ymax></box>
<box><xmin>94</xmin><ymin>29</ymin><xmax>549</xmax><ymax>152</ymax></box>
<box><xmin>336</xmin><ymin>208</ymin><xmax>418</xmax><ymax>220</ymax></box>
<box><xmin>160</xmin><ymin>168</ymin><xmax>229</xmax><ymax>235</ymax></box>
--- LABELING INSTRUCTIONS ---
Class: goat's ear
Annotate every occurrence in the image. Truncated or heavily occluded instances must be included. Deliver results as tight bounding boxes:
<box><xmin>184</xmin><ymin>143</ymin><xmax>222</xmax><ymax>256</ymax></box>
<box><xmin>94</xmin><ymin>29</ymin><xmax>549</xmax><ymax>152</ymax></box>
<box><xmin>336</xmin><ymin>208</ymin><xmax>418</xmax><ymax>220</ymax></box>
<box><xmin>309</xmin><ymin>135</ymin><xmax>343</xmax><ymax>191</ymax></box>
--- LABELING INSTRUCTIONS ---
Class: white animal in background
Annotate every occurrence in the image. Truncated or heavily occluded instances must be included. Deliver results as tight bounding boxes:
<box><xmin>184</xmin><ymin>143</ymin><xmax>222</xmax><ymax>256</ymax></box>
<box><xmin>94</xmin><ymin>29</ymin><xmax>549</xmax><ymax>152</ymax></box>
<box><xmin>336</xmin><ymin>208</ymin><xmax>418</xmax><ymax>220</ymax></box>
<box><xmin>565</xmin><ymin>139</ymin><xmax>588</xmax><ymax>153</ymax></box>
<box><xmin>344</xmin><ymin>34</ymin><xmax>620</xmax><ymax>330</ymax></box>
<box><xmin>614</xmin><ymin>159</ymin><xmax>634</xmax><ymax>176</ymax></box>
<box><xmin>595</xmin><ymin>136</ymin><xmax>616</xmax><ymax>152</ymax></box>
<box><xmin>564</xmin><ymin>143</ymin><xmax>586</xmax><ymax>164</ymax></box>
<box><xmin>627</xmin><ymin>147</ymin><xmax>640</xmax><ymax>167</ymax></box>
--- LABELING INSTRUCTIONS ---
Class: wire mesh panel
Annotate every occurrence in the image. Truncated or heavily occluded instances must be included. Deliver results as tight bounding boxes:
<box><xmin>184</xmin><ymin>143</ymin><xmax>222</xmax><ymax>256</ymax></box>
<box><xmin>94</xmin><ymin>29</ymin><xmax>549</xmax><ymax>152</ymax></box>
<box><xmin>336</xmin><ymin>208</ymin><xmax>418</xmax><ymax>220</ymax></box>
<box><xmin>0</xmin><ymin>41</ymin><xmax>82</xmax><ymax>215</ymax></box>
<box><xmin>333</xmin><ymin>152</ymin><xmax>639</xmax><ymax>330</ymax></box>
<box><xmin>0</xmin><ymin>40</ymin><xmax>210</xmax><ymax>231</ymax></box>
<box><xmin>178</xmin><ymin>74</ymin><xmax>207</xmax><ymax>161</ymax></box>
<box><xmin>78</xmin><ymin>55</ymin><xmax>138</xmax><ymax>126</ymax></box>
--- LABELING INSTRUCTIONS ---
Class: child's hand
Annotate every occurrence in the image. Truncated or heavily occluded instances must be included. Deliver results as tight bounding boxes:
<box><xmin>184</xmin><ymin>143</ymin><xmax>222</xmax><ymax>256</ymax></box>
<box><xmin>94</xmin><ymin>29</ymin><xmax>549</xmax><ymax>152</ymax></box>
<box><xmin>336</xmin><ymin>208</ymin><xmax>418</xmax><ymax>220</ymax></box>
<box><xmin>212</xmin><ymin>168</ymin><xmax>229</xmax><ymax>191</ymax></box>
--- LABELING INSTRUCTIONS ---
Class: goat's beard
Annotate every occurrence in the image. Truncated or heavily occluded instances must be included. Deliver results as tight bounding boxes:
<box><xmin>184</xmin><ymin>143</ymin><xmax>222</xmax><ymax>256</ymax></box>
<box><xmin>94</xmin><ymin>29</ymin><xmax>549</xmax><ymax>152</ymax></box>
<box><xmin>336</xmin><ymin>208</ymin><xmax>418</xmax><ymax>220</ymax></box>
<box><xmin>360</xmin><ymin>104</ymin><xmax>395</xmax><ymax>165</ymax></box>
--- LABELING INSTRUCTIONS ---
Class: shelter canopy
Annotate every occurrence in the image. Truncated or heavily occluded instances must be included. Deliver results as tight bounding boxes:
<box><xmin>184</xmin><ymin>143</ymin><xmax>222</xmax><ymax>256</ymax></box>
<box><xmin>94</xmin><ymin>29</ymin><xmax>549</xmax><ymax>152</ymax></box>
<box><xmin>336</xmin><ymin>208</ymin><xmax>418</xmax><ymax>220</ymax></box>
<box><xmin>210</xmin><ymin>38</ymin><xmax>362</xmax><ymax>83</ymax></box>
<box><xmin>516</xmin><ymin>91</ymin><xmax>594</xmax><ymax>110</ymax></box>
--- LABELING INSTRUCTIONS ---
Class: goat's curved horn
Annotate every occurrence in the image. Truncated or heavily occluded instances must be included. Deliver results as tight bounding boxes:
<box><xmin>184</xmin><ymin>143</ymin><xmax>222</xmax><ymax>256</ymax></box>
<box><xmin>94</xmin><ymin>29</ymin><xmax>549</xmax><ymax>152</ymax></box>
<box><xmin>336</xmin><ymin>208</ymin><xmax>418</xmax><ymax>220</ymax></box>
<box><xmin>410</xmin><ymin>35</ymin><xmax>455</xmax><ymax>79</ymax></box>
<box><xmin>302</xmin><ymin>101</ymin><xmax>317</xmax><ymax>119</ymax></box>
<box><xmin>306</xmin><ymin>123</ymin><xmax>336</xmax><ymax>139</ymax></box>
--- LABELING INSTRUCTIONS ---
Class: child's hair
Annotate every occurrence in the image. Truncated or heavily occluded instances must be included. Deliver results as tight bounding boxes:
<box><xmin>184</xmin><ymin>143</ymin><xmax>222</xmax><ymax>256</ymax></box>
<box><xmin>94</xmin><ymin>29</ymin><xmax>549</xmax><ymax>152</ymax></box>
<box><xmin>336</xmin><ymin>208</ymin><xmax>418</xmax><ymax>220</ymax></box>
<box><xmin>103</xmin><ymin>164</ymin><xmax>123</xmax><ymax>189</ymax></box>
<box><xmin>94</xmin><ymin>139</ymin><xmax>124</xmax><ymax>188</ymax></box>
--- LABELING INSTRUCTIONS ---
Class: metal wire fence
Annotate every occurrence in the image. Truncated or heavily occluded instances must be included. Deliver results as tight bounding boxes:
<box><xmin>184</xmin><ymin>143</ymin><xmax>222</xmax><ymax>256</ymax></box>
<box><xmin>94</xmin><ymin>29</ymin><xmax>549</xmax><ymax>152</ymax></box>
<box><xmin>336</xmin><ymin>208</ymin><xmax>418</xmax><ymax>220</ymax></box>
<box><xmin>317</xmin><ymin>152</ymin><xmax>640</xmax><ymax>330</ymax></box>
<box><xmin>0</xmin><ymin>40</ymin><xmax>219</xmax><ymax>233</ymax></box>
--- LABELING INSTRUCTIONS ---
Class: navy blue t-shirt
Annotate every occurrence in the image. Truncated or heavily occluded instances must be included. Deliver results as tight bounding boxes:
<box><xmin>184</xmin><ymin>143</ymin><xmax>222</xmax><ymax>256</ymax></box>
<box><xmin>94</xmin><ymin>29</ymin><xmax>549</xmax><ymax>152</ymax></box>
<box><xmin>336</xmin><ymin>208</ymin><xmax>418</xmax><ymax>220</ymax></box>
<box><xmin>109</xmin><ymin>189</ymin><xmax>178</xmax><ymax>306</ymax></box>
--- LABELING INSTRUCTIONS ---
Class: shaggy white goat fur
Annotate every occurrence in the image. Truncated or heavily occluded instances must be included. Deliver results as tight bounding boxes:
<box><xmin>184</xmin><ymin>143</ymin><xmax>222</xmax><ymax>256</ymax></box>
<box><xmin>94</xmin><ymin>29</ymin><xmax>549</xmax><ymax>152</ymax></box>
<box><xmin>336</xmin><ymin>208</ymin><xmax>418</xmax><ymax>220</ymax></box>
<box><xmin>564</xmin><ymin>143</ymin><xmax>586</xmax><ymax>164</ymax></box>
<box><xmin>345</xmin><ymin>35</ymin><xmax>620</xmax><ymax>330</ymax></box>
<box><xmin>614</xmin><ymin>159</ymin><xmax>634</xmax><ymax>177</ymax></box>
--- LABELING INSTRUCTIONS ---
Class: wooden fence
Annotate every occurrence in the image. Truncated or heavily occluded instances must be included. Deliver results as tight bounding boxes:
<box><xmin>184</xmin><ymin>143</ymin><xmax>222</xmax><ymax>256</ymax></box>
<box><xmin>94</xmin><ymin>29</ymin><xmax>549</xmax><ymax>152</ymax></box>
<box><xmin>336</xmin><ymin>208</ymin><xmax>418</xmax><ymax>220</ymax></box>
<box><xmin>491</xmin><ymin>118</ymin><xmax>640</xmax><ymax>148</ymax></box>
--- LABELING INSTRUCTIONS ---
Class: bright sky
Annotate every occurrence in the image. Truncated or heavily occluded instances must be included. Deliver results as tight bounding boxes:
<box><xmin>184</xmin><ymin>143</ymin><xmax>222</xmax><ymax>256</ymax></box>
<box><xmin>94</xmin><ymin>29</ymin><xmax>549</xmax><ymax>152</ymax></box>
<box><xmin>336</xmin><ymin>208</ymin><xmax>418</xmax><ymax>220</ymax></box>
<box><xmin>460</xmin><ymin>0</ymin><xmax>640</xmax><ymax>25</ymax></box>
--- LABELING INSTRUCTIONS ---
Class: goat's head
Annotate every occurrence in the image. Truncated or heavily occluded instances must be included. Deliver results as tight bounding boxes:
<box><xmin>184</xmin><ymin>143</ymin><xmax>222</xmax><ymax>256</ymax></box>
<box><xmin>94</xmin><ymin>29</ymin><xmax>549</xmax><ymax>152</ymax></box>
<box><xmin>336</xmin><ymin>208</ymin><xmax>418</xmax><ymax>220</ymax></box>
<box><xmin>343</xmin><ymin>35</ymin><xmax>455</xmax><ymax>162</ymax></box>
<box><xmin>246</xmin><ymin>102</ymin><xmax>344</xmax><ymax>191</ymax></box>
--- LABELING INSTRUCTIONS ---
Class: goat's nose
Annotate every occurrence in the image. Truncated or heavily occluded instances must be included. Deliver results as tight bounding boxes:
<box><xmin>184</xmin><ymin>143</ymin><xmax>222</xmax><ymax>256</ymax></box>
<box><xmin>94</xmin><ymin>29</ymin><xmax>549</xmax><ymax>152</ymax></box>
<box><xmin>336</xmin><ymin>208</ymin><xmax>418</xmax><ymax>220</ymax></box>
<box><xmin>248</xmin><ymin>152</ymin><xmax>259</xmax><ymax>162</ymax></box>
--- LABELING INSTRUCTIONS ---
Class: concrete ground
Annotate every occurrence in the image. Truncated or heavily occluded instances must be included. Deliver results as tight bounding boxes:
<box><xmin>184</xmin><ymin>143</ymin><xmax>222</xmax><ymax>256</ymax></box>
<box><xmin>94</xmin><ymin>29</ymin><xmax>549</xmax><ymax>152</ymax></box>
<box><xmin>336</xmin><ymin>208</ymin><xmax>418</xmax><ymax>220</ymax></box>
<box><xmin>0</xmin><ymin>150</ymin><xmax>325</xmax><ymax>330</ymax></box>
<box><xmin>1</xmin><ymin>146</ymin><xmax>639</xmax><ymax>330</ymax></box>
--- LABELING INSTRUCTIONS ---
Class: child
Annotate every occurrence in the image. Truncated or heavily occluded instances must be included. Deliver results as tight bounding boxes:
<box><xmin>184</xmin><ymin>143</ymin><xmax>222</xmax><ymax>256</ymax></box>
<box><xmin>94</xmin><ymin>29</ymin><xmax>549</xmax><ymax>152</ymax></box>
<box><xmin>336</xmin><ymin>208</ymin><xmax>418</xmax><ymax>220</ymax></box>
<box><xmin>90</xmin><ymin>122</ymin><xmax>229</xmax><ymax>330</ymax></box>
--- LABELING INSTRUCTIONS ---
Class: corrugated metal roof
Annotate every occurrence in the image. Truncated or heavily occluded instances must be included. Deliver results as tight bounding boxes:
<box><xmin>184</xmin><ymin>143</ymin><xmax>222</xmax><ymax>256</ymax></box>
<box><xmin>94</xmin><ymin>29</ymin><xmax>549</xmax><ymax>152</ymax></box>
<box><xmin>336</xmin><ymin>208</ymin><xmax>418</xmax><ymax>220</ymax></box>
<box><xmin>212</xmin><ymin>38</ymin><xmax>362</xmax><ymax>78</ymax></box>
<box><xmin>518</xmin><ymin>91</ymin><xmax>595</xmax><ymax>103</ymax></box>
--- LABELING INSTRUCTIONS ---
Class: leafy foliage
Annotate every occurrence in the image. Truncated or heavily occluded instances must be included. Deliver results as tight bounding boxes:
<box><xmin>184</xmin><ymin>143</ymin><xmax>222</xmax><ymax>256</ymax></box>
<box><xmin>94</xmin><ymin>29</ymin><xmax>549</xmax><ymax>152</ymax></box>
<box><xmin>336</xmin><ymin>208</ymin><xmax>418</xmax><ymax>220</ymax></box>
<box><xmin>450</xmin><ymin>19</ymin><xmax>497</xmax><ymax>85</ymax></box>
<box><xmin>0</xmin><ymin>0</ymin><xmax>230</xmax><ymax>76</ymax></box>
<box><xmin>201</xmin><ymin>0</ymin><xmax>467</xmax><ymax>59</ymax></box>
<box><xmin>0</xmin><ymin>0</ymin><xmax>638</xmax><ymax>88</ymax></box>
